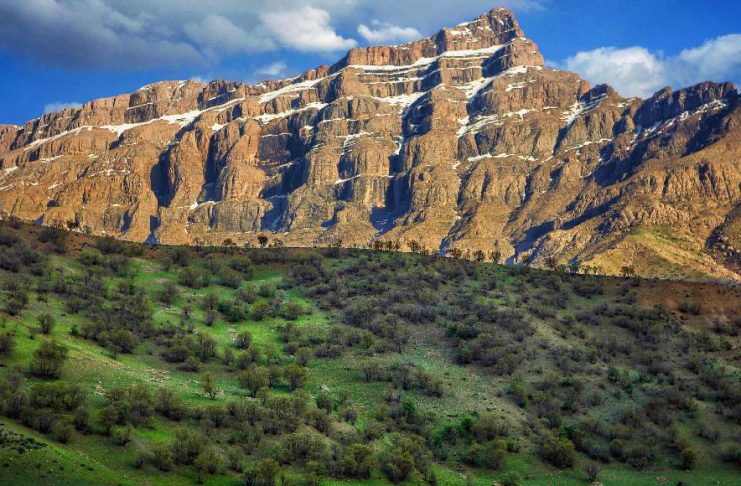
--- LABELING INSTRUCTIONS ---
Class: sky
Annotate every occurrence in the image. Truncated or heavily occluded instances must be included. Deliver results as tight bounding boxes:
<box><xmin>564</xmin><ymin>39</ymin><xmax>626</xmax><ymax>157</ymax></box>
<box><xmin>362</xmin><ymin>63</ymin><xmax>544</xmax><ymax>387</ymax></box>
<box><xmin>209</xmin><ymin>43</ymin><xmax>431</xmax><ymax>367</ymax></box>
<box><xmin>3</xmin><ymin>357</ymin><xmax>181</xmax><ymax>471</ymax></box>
<box><xmin>0</xmin><ymin>0</ymin><xmax>739</xmax><ymax>125</ymax></box>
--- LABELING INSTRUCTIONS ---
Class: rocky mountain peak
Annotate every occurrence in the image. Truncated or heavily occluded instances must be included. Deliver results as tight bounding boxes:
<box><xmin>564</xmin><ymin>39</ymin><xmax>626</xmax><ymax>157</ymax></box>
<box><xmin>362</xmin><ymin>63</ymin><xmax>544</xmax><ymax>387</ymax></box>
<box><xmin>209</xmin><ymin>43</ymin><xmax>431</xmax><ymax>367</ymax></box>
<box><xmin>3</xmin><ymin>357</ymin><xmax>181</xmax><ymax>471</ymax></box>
<box><xmin>0</xmin><ymin>7</ymin><xmax>738</xmax><ymax>281</ymax></box>
<box><xmin>434</xmin><ymin>7</ymin><xmax>526</xmax><ymax>52</ymax></box>
<box><xmin>332</xmin><ymin>7</ymin><xmax>542</xmax><ymax>73</ymax></box>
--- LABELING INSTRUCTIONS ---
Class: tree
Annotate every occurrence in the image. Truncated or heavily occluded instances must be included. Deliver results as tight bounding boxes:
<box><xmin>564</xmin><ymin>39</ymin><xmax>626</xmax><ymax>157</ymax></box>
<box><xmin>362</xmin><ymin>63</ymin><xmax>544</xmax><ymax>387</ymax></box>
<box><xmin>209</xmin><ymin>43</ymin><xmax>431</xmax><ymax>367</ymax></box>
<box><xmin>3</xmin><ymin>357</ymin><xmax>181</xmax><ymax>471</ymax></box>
<box><xmin>51</xmin><ymin>419</ymin><xmax>74</xmax><ymax>443</ymax></box>
<box><xmin>281</xmin><ymin>301</ymin><xmax>304</xmax><ymax>321</ymax></box>
<box><xmin>569</xmin><ymin>260</ymin><xmax>581</xmax><ymax>274</ymax></box>
<box><xmin>500</xmin><ymin>471</ymin><xmax>522</xmax><ymax>486</ymax></box>
<box><xmin>152</xmin><ymin>442</ymin><xmax>174</xmax><ymax>471</ymax></box>
<box><xmin>544</xmin><ymin>255</ymin><xmax>558</xmax><ymax>270</ymax></box>
<box><xmin>407</xmin><ymin>240</ymin><xmax>422</xmax><ymax>253</ymax></box>
<box><xmin>202</xmin><ymin>372</ymin><xmax>217</xmax><ymax>400</ymax></box>
<box><xmin>30</xmin><ymin>339</ymin><xmax>68</xmax><ymax>378</ymax></box>
<box><xmin>621</xmin><ymin>265</ymin><xmax>636</xmax><ymax>278</ymax></box>
<box><xmin>681</xmin><ymin>448</ymin><xmax>697</xmax><ymax>470</ymax></box>
<box><xmin>110</xmin><ymin>329</ymin><xmax>137</xmax><ymax>354</ymax></box>
<box><xmin>257</xmin><ymin>235</ymin><xmax>269</xmax><ymax>248</ymax></box>
<box><xmin>251</xmin><ymin>301</ymin><xmax>270</xmax><ymax>321</ymax></box>
<box><xmin>379</xmin><ymin>448</ymin><xmax>415</xmax><ymax>483</ymax></box>
<box><xmin>239</xmin><ymin>366</ymin><xmax>270</xmax><ymax>397</ymax></box>
<box><xmin>473</xmin><ymin>250</ymin><xmax>486</xmax><ymax>262</ymax></box>
<box><xmin>235</xmin><ymin>331</ymin><xmax>252</xmax><ymax>349</ymax></box>
<box><xmin>198</xmin><ymin>334</ymin><xmax>217</xmax><ymax>361</ymax></box>
<box><xmin>284</xmin><ymin>365</ymin><xmax>307</xmax><ymax>391</ymax></box>
<box><xmin>341</xmin><ymin>443</ymin><xmax>373</xmax><ymax>479</ymax></box>
<box><xmin>584</xmin><ymin>462</ymin><xmax>600</xmax><ymax>482</ymax></box>
<box><xmin>160</xmin><ymin>281</ymin><xmax>178</xmax><ymax>305</ymax></box>
<box><xmin>38</xmin><ymin>313</ymin><xmax>55</xmax><ymax>334</ymax></box>
<box><xmin>245</xmin><ymin>458</ymin><xmax>280</xmax><ymax>486</ymax></box>
<box><xmin>361</xmin><ymin>361</ymin><xmax>380</xmax><ymax>382</ymax></box>
<box><xmin>194</xmin><ymin>447</ymin><xmax>221</xmax><ymax>483</ymax></box>
<box><xmin>0</xmin><ymin>332</ymin><xmax>15</xmax><ymax>356</ymax></box>
<box><xmin>541</xmin><ymin>435</ymin><xmax>576</xmax><ymax>468</ymax></box>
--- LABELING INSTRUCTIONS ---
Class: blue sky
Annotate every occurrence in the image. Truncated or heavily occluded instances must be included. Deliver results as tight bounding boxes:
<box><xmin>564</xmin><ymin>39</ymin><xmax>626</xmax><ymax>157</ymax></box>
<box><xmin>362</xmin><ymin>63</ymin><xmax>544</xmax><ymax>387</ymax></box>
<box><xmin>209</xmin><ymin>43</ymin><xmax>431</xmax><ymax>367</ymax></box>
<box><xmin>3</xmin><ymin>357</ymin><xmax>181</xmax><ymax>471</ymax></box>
<box><xmin>1</xmin><ymin>0</ymin><xmax>739</xmax><ymax>125</ymax></box>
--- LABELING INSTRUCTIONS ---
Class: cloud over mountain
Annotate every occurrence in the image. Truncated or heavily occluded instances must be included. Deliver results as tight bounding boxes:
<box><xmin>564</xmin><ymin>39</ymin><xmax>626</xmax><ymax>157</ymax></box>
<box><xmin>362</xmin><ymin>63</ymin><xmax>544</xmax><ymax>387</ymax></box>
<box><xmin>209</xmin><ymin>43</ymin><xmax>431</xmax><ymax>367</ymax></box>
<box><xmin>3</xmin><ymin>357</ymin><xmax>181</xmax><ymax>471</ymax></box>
<box><xmin>564</xmin><ymin>34</ymin><xmax>741</xmax><ymax>98</ymax></box>
<box><xmin>0</xmin><ymin>0</ymin><xmax>544</xmax><ymax>69</ymax></box>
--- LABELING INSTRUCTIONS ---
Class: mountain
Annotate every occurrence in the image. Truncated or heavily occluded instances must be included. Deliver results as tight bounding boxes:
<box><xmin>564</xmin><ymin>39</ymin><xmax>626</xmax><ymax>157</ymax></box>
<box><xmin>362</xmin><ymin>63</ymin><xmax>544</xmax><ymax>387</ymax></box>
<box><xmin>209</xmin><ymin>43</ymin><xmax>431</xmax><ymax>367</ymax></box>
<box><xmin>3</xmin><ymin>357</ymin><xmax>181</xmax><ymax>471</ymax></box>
<box><xmin>0</xmin><ymin>7</ymin><xmax>739</xmax><ymax>280</ymax></box>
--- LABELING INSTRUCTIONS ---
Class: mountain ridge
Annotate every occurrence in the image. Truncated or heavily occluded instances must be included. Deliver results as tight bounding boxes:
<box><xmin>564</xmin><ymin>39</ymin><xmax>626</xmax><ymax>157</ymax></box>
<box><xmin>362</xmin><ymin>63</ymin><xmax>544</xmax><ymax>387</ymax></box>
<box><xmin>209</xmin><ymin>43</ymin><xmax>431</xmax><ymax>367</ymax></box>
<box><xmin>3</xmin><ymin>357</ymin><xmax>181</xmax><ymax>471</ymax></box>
<box><xmin>0</xmin><ymin>7</ymin><xmax>739</xmax><ymax>281</ymax></box>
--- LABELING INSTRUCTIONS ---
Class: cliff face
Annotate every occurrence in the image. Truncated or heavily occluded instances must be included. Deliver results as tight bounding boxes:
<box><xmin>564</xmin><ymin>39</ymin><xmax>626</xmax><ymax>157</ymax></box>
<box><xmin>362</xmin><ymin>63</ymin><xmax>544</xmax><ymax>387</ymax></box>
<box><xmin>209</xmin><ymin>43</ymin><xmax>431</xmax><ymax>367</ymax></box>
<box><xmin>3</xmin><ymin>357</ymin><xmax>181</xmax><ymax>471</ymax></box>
<box><xmin>0</xmin><ymin>7</ymin><xmax>739</xmax><ymax>280</ymax></box>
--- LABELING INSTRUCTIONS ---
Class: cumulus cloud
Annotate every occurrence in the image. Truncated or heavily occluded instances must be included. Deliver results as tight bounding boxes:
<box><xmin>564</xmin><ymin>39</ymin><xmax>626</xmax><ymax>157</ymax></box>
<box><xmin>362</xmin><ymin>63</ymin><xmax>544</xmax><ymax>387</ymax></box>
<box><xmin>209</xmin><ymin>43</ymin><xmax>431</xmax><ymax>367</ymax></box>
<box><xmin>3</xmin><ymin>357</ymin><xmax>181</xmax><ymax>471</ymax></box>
<box><xmin>563</xmin><ymin>47</ymin><xmax>666</xmax><ymax>99</ymax></box>
<box><xmin>0</xmin><ymin>0</ymin><xmax>547</xmax><ymax>70</ymax></box>
<box><xmin>183</xmin><ymin>15</ymin><xmax>276</xmax><ymax>55</ymax></box>
<box><xmin>358</xmin><ymin>20</ymin><xmax>422</xmax><ymax>44</ymax></box>
<box><xmin>43</xmin><ymin>101</ymin><xmax>82</xmax><ymax>114</ymax></box>
<box><xmin>255</xmin><ymin>61</ymin><xmax>290</xmax><ymax>78</ymax></box>
<box><xmin>0</xmin><ymin>0</ymin><xmax>205</xmax><ymax>69</ymax></box>
<box><xmin>261</xmin><ymin>6</ymin><xmax>356</xmax><ymax>52</ymax></box>
<box><xmin>564</xmin><ymin>34</ymin><xmax>741</xmax><ymax>98</ymax></box>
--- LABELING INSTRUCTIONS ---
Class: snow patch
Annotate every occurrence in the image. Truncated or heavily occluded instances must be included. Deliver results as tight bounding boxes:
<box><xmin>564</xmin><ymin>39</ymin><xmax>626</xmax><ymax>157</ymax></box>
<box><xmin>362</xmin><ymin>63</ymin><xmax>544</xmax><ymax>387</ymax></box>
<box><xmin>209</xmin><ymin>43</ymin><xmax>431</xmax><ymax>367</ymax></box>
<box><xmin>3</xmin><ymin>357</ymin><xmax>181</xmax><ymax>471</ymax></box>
<box><xmin>259</xmin><ymin>78</ymin><xmax>324</xmax><ymax>104</ymax></box>
<box><xmin>349</xmin><ymin>45</ymin><xmax>505</xmax><ymax>73</ymax></box>
<box><xmin>256</xmin><ymin>102</ymin><xmax>328</xmax><ymax>124</ymax></box>
<box><xmin>335</xmin><ymin>174</ymin><xmax>362</xmax><ymax>185</ymax></box>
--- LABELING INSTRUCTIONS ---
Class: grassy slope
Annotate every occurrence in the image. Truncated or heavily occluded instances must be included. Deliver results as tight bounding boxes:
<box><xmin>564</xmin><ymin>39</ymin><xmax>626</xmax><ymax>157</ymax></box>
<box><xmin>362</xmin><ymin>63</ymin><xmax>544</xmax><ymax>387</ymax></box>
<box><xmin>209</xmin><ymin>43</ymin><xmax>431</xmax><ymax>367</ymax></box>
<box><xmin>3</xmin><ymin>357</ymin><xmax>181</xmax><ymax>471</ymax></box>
<box><xmin>0</xmin><ymin>226</ymin><xmax>738</xmax><ymax>485</ymax></box>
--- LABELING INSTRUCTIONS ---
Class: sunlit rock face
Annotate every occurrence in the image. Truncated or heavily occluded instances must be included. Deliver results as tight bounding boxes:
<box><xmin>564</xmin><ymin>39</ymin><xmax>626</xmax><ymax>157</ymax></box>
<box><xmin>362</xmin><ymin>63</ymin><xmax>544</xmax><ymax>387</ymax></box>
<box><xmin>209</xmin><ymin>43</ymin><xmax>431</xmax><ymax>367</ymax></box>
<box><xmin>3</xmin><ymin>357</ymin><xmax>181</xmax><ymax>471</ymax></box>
<box><xmin>0</xmin><ymin>7</ymin><xmax>739</xmax><ymax>280</ymax></box>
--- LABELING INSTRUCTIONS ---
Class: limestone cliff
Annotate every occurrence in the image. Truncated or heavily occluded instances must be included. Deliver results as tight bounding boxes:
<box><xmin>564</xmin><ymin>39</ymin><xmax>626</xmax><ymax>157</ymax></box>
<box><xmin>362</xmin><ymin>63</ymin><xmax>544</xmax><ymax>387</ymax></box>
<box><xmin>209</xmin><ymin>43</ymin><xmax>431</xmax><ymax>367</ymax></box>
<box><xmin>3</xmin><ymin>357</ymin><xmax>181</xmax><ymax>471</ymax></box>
<box><xmin>0</xmin><ymin>7</ymin><xmax>739</xmax><ymax>281</ymax></box>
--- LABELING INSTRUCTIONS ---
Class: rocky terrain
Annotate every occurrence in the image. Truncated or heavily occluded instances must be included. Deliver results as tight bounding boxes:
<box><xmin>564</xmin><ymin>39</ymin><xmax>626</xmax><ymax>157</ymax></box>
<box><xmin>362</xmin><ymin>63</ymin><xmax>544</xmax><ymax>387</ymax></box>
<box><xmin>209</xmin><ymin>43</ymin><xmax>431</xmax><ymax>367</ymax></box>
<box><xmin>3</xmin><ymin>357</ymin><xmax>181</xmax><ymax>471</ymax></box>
<box><xmin>0</xmin><ymin>7</ymin><xmax>739</xmax><ymax>280</ymax></box>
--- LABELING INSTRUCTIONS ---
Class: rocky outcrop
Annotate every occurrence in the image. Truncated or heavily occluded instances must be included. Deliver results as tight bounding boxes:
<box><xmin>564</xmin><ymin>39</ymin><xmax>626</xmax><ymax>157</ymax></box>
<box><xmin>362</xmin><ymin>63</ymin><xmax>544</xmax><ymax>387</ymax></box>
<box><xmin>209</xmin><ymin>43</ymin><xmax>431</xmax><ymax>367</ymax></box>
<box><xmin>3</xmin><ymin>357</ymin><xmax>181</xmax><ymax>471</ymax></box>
<box><xmin>0</xmin><ymin>7</ymin><xmax>739</xmax><ymax>281</ymax></box>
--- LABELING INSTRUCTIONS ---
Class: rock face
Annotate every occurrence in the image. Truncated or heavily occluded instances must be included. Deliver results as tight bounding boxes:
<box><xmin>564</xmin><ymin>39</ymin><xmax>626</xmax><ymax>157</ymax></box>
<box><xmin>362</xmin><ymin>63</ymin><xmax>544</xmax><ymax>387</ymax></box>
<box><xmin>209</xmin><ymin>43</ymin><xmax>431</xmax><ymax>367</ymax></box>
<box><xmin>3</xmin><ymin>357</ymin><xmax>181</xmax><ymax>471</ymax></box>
<box><xmin>0</xmin><ymin>7</ymin><xmax>739</xmax><ymax>280</ymax></box>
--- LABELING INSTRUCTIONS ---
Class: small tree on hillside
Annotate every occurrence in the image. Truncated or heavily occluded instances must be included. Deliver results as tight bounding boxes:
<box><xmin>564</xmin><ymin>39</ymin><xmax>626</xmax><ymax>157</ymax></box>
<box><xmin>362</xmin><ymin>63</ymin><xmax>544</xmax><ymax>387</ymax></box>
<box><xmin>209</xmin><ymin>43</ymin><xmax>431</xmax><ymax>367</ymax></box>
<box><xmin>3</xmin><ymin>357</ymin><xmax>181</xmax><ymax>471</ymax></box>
<box><xmin>202</xmin><ymin>372</ymin><xmax>217</xmax><ymax>400</ymax></box>
<box><xmin>30</xmin><ymin>339</ymin><xmax>68</xmax><ymax>378</ymax></box>
<box><xmin>284</xmin><ymin>365</ymin><xmax>307</xmax><ymax>391</ymax></box>
<box><xmin>38</xmin><ymin>313</ymin><xmax>55</xmax><ymax>334</ymax></box>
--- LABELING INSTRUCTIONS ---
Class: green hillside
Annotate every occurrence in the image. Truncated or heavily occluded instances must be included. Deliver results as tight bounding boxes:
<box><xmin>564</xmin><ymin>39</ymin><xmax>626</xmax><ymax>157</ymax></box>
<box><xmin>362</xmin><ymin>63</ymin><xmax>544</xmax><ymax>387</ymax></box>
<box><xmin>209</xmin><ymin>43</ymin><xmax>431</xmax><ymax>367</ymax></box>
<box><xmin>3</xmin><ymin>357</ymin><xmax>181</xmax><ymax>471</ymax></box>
<box><xmin>0</xmin><ymin>221</ymin><xmax>738</xmax><ymax>485</ymax></box>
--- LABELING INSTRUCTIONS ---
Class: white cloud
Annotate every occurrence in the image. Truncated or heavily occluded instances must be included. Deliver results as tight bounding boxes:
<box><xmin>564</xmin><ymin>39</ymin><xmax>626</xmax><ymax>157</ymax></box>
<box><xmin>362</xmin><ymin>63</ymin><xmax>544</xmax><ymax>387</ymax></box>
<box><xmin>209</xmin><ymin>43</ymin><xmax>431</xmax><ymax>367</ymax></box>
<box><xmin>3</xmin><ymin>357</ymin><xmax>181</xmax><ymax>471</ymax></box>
<box><xmin>255</xmin><ymin>61</ymin><xmax>289</xmax><ymax>78</ymax></box>
<box><xmin>675</xmin><ymin>34</ymin><xmax>741</xmax><ymax>86</ymax></box>
<box><xmin>358</xmin><ymin>20</ymin><xmax>421</xmax><ymax>44</ymax></box>
<box><xmin>564</xmin><ymin>34</ymin><xmax>741</xmax><ymax>98</ymax></box>
<box><xmin>0</xmin><ymin>0</ymin><xmax>546</xmax><ymax>69</ymax></box>
<box><xmin>183</xmin><ymin>15</ymin><xmax>276</xmax><ymax>55</ymax></box>
<box><xmin>43</xmin><ymin>101</ymin><xmax>82</xmax><ymax>114</ymax></box>
<box><xmin>261</xmin><ymin>6</ymin><xmax>357</xmax><ymax>52</ymax></box>
<box><xmin>563</xmin><ymin>47</ymin><xmax>666</xmax><ymax>99</ymax></box>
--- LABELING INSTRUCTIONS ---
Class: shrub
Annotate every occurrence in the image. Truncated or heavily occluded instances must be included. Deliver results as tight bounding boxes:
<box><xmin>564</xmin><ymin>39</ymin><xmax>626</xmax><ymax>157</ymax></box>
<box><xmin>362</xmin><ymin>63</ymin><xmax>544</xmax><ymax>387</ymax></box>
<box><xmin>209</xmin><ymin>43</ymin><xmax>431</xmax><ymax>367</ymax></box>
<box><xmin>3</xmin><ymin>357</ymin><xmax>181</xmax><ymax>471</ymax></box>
<box><xmin>30</xmin><ymin>339</ymin><xmax>68</xmax><ymax>378</ymax></box>
<box><xmin>0</xmin><ymin>332</ymin><xmax>15</xmax><ymax>355</ymax></box>
<box><xmin>541</xmin><ymin>435</ymin><xmax>576</xmax><ymax>468</ymax></box>
<box><xmin>284</xmin><ymin>365</ymin><xmax>308</xmax><ymax>391</ymax></box>
<box><xmin>111</xmin><ymin>424</ymin><xmax>133</xmax><ymax>445</ymax></box>
<box><xmin>171</xmin><ymin>428</ymin><xmax>207</xmax><ymax>465</ymax></box>
<box><xmin>500</xmin><ymin>471</ymin><xmax>522</xmax><ymax>486</ymax></box>
<box><xmin>51</xmin><ymin>419</ymin><xmax>74</xmax><ymax>443</ymax></box>
<box><xmin>251</xmin><ymin>301</ymin><xmax>270</xmax><ymax>321</ymax></box>
<box><xmin>201</xmin><ymin>372</ymin><xmax>217</xmax><ymax>400</ymax></box>
<box><xmin>238</xmin><ymin>367</ymin><xmax>270</xmax><ymax>396</ymax></box>
<box><xmin>584</xmin><ymin>462</ymin><xmax>600</xmax><ymax>482</ymax></box>
<box><xmin>194</xmin><ymin>447</ymin><xmax>222</xmax><ymax>483</ymax></box>
<box><xmin>38</xmin><ymin>313</ymin><xmax>55</xmax><ymax>334</ymax></box>
<box><xmin>681</xmin><ymin>448</ymin><xmax>697</xmax><ymax>470</ymax></box>
<box><xmin>235</xmin><ymin>331</ymin><xmax>253</xmax><ymax>349</ymax></box>
<box><xmin>281</xmin><ymin>301</ymin><xmax>304</xmax><ymax>321</ymax></box>
<box><xmin>340</xmin><ymin>443</ymin><xmax>373</xmax><ymax>479</ymax></box>
<box><xmin>245</xmin><ymin>458</ymin><xmax>280</xmax><ymax>486</ymax></box>
<box><xmin>152</xmin><ymin>442</ymin><xmax>174</xmax><ymax>471</ymax></box>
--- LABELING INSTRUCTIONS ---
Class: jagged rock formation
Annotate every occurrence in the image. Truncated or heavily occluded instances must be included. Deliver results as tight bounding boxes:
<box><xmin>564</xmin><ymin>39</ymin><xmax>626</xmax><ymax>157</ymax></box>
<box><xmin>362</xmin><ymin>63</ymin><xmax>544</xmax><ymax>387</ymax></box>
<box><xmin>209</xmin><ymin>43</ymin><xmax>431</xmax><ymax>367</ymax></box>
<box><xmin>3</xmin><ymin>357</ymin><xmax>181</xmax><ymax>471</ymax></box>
<box><xmin>0</xmin><ymin>7</ymin><xmax>739</xmax><ymax>280</ymax></box>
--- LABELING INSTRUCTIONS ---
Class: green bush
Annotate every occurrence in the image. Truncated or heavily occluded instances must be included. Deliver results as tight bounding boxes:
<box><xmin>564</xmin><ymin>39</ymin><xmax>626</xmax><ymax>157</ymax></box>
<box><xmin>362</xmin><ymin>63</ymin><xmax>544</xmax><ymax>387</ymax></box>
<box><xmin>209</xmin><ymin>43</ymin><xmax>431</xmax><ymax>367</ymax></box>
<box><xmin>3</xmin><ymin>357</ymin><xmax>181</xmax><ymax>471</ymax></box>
<box><xmin>541</xmin><ymin>435</ymin><xmax>576</xmax><ymax>468</ymax></box>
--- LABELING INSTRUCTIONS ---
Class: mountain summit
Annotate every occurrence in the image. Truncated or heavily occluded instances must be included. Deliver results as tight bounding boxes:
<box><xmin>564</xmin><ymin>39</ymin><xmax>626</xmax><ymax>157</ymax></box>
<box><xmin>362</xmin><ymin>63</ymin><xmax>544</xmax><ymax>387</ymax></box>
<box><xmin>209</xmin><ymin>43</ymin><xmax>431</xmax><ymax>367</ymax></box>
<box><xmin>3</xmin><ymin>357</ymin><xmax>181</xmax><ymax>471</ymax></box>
<box><xmin>0</xmin><ymin>7</ymin><xmax>739</xmax><ymax>280</ymax></box>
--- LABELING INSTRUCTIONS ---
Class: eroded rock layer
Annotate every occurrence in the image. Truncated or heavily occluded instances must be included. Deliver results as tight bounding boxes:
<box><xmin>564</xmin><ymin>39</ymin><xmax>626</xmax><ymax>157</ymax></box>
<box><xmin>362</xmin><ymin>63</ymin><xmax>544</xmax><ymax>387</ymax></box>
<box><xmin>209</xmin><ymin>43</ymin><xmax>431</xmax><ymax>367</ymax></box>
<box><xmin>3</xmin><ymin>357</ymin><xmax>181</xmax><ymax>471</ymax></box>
<box><xmin>1</xmin><ymin>8</ymin><xmax>739</xmax><ymax>280</ymax></box>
